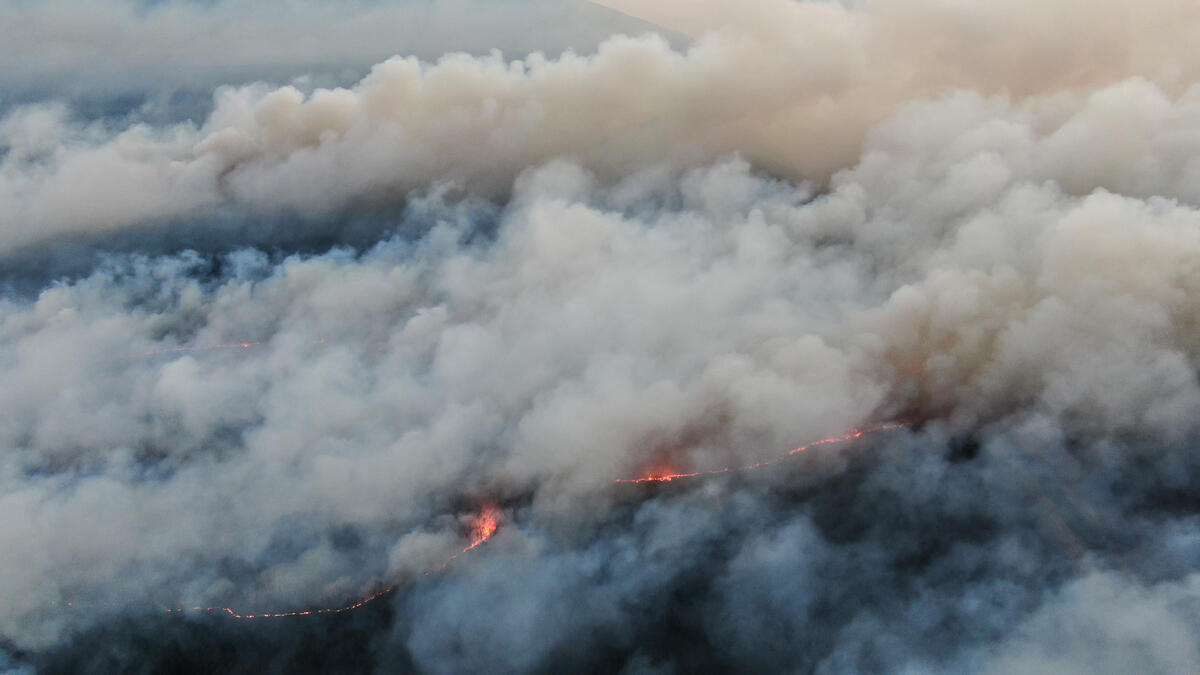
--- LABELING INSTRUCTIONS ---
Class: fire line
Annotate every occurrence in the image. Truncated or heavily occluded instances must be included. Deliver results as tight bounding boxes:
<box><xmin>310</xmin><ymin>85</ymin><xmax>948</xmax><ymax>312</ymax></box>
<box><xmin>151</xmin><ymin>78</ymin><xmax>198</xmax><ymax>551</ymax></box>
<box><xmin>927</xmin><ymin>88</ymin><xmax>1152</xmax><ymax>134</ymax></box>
<box><xmin>162</xmin><ymin>425</ymin><xmax>902</xmax><ymax>620</ymax></box>
<box><xmin>162</xmin><ymin>504</ymin><xmax>501</xmax><ymax>620</ymax></box>
<box><xmin>615</xmin><ymin>422</ymin><xmax>907</xmax><ymax>484</ymax></box>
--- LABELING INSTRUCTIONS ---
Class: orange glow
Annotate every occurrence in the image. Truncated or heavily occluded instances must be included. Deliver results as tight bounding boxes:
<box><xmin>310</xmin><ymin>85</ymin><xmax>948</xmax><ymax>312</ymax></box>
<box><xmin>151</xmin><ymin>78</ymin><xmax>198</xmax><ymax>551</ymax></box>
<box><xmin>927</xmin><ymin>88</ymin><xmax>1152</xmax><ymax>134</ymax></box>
<box><xmin>431</xmin><ymin>503</ymin><xmax>502</xmax><ymax>572</ymax></box>
<box><xmin>616</xmin><ymin>422</ymin><xmax>908</xmax><ymax>484</ymax></box>
<box><xmin>619</xmin><ymin>468</ymin><xmax>703</xmax><ymax>484</ymax></box>
<box><xmin>159</xmin><ymin>504</ymin><xmax>502</xmax><ymax>620</ymax></box>
<box><xmin>75</xmin><ymin>420</ymin><xmax>907</xmax><ymax>622</ymax></box>
<box><xmin>463</xmin><ymin>504</ymin><xmax>500</xmax><ymax>552</ymax></box>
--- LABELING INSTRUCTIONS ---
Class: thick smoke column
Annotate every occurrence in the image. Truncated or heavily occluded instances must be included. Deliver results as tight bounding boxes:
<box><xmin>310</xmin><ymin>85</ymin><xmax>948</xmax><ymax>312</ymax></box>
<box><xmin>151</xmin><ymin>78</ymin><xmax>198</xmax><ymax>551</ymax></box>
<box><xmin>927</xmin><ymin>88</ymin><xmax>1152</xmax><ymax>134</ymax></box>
<box><xmin>4</xmin><ymin>1</ymin><xmax>1200</xmax><ymax>672</ymax></box>
<box><xmin>4</xmin><ymin>0</ymin><xmax>1199</xmax><ymax>253</ymax></box>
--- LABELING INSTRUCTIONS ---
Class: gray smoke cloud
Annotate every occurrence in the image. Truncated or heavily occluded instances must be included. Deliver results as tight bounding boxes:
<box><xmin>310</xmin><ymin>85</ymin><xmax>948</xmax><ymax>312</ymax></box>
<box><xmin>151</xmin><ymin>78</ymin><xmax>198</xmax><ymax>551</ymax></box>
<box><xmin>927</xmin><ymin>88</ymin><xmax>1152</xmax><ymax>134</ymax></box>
<box><xmin>4</xmin><ymin>1</ymin><xmax>1200</xmax><ymax>673</ymax></box>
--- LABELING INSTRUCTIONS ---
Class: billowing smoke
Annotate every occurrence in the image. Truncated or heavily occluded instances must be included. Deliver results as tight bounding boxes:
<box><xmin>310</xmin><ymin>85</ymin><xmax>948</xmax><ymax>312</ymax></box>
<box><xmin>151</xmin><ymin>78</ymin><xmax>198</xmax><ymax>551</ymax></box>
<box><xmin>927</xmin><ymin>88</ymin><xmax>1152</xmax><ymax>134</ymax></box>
<box><xmin>3</xmin><ymin>1</ymin><xmax>1200</xmax><ymax>672</ymax></box>
<box><xmin>6</xmin><ymin>0</ymin><xmax>1199</xmax><ymax>254</ymax></box>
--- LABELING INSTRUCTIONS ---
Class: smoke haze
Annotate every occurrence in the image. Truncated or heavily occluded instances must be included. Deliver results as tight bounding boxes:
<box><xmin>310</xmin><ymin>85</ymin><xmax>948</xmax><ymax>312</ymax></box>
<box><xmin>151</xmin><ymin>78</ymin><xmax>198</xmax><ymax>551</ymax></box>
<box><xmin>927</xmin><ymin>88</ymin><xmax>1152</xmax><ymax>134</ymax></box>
<box><xmin>4</xmin><ymin>1</ymin><xmax>1200</xmax><ymax>672</ymax></box>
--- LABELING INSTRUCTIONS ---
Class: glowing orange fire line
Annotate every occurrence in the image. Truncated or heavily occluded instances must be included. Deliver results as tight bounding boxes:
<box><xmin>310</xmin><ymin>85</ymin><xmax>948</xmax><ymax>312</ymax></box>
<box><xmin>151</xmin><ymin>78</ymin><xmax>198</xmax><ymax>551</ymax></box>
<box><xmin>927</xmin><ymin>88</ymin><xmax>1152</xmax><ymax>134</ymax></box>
<box><xmin>163</xmin><ymin>505</ymin><xmax>500</xmax><ymax>620</ymax></box>
<box><xmin>614</xmin><ymin>422</ymin><xmax>907</xmax><ymax>484</ymax></box>
<box><xmin>79</xmin><ymin>413</ymin><xmax>902</xmax><ymax>624</ymax></box>
<box><xmin>107</xmin><ymin>334</ymin><xmax>909</xmax><ymax>622</ymax></box>
<box><xmin>151</xmin><ymin>426</ymin><xmax>903</xmax><ymax>619</ymax></box>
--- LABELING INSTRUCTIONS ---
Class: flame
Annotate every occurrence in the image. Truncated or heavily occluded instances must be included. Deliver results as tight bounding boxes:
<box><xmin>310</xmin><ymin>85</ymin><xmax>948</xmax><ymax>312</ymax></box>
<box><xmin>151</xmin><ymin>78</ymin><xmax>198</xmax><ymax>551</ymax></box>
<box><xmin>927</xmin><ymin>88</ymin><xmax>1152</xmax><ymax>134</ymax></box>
<box><xmin>616</xmin><ymin>422</ymin><xmax>908</xmax><ymax>484</ymax></box>
<box><xmin>67</xmin><ymin>421</ymin><xmax>907</xmax><ymax>621</ymax></box>
<box><xmin>621</xmin><ymin>468</ymin><xmax>703</xmax><ymax>484</ymax></box>
<box><xmin>464</xmin><ymin>504</ymin><xmax>500</xmax><ymax>552</ymax></box>
<box><xmin>155</xmin><ymin>504</ymin><xmax>502</xmax><ymax>620</ymax></box>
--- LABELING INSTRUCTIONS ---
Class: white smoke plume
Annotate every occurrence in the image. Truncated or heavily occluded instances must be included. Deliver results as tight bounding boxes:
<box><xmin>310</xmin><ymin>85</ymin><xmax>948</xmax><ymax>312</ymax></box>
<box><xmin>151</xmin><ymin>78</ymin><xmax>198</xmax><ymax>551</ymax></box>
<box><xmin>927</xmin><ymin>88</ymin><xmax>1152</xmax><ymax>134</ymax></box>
<box><xmin>5</xmin><ymin>0</ymin><xmax>1200</xmax><ymax>252</ymax></box>
<box><xmin>3</xmin><ymin>1</ymin><xmax>1200</xmax><ymax>672</ymax></box>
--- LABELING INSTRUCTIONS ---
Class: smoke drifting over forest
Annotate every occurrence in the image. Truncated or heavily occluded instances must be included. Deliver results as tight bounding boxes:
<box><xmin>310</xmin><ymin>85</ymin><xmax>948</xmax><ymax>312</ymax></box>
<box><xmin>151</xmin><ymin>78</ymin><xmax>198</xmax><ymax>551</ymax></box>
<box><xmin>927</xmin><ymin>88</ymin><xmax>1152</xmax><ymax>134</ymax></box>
<box><xmin>4</xmin><ymin>1</ymin><xmax>1200</xmax><ymax>672</ymax></box>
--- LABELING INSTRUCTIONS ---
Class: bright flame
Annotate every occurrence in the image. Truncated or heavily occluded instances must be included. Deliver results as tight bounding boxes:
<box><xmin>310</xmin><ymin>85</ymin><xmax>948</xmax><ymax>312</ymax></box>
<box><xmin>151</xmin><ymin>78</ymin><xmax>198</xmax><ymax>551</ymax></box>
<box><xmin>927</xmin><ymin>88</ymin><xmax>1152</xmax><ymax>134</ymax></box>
<box><xmin>464</xmin><ymin>504</ymin><xmax>500</xmax><ymax>552</ymax></box>
<box><xmin>622</xmin><ymin>468</ymin><xmax>703</xmax><ymax>484</ymax></box>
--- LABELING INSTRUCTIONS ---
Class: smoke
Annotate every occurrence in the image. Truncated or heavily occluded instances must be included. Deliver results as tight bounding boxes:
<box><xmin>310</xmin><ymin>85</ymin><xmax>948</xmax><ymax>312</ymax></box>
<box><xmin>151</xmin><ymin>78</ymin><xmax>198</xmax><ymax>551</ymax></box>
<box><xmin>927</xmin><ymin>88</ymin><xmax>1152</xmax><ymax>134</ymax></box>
<box><xmin>4</xmin><ymin>0</ymin><xmax>1200</xmax><ymax>672</ymax></box>
<box><xmin>6</xmin><ymin>0</ymin><xmax>1200</xmax><ymax>255</ymax></box>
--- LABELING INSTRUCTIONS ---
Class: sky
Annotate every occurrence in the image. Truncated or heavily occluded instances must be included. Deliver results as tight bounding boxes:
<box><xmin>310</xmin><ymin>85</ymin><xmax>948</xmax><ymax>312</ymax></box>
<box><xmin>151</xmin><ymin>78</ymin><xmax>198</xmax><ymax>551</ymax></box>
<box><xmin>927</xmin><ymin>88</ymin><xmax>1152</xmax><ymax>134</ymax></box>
<box><xmin>4</xmin><ymin>1</ymin><xmax>1200</xmax><ymax>672</ymax></box>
